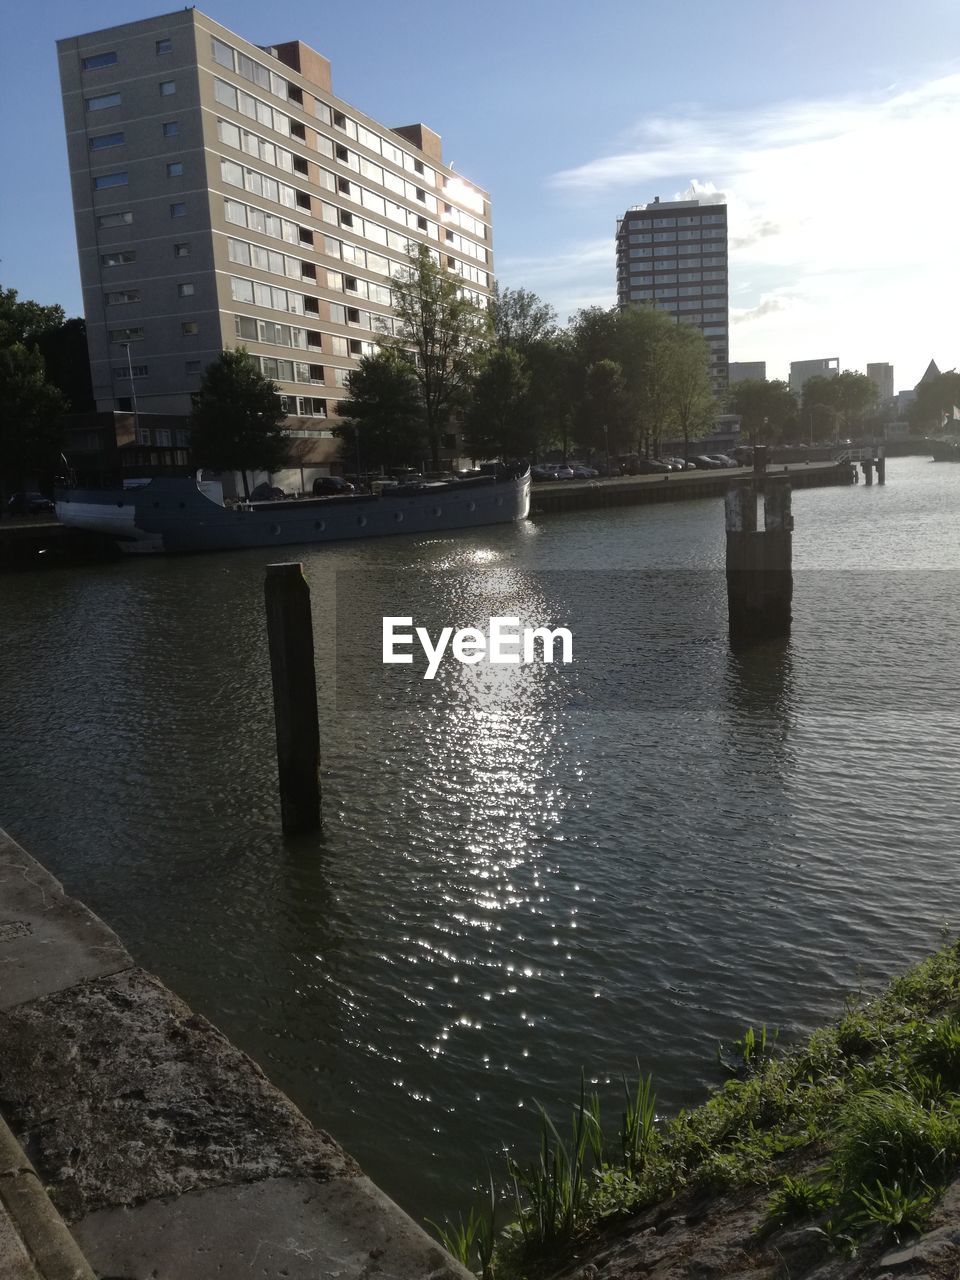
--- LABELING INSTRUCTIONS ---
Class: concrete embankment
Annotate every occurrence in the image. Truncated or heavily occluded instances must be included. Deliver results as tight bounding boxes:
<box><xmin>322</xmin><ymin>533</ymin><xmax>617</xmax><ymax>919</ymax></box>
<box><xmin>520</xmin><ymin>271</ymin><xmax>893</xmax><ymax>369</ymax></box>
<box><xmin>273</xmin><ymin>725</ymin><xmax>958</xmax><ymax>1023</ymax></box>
<box><xmin>0</xmin><ymin>826</ymin><xmax>469</xmax><ymax>1279</ymax></box>
<box><xmin>529</xmin><ymin>461</ymin><xmax>854</xmax><ymax>516</ymax></box>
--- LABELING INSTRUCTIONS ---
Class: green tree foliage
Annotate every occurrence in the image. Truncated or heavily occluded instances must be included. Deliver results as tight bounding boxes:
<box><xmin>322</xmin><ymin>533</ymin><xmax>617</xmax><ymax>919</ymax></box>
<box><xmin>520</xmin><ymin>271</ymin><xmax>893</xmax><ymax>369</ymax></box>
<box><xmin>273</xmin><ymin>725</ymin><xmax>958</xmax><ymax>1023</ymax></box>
<box><xmin>35</xmin><ymin>317</ymin><xmax>95</xmax><ymax>413</ymax></box>
<box><xmin>908</xmin><ymin>370</ymin><xmax>960</xmax><ymax>435</ymax></box>
<box><xmin>489</xmin><ymin>284</ymin><xmax>557</xmax><ymax>354</ymax></box>
<box><xmin>188</xmin><ymin>347</ymin><xmax>287</xmax><ymax>497</ymax></box>
<box><xmin>336</xmin><ymin>348</ymin><xmax>426</xmax><ymax>471</ymax></box>
<box><xmin>668</xmin><ymin>325</ymin><xmax>717</xmax><ymax>457</ymax></box>
<box><xmin>386</xmin><ymin>244</ymin><xmax>488</xmax><ymax>469</ymax></box>
<box><xmin>463</xmin><ymin>347</ymin><xmax>532</xmax><ymax>460</ymax></box>
<box><xmin>801</xmin><ymin>371</ymin><xmax>878</xmax><ymax>439</ymax></box>
<box><xmin>0</xmin><ymin>287</ymin><xmax>65</xmax><ymax>349</ymax></box>
<box><xmin>727</xmin><ymin>378</ymin><xmax>798</xmax><ymax>445</ymax></box>
<box><xmin>582</xmin><ymin>359</ymin><xmax>630</xmax><ymax>455</ymax></box>
<box><xmin>0</xmin><ymin>343</ymin><xmax>67</xmax><ymax>491</ymax></box>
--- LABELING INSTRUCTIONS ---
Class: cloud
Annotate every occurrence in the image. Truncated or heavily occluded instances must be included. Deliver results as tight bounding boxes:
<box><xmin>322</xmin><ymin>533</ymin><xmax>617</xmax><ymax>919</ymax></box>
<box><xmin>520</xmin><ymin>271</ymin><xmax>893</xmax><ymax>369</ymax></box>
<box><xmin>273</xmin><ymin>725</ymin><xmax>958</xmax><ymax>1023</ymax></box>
<box><xmin>733</xmin><ymin>298</ymin><xmax>787</xmax><ymax>325</ymax></box>
<box><xmin>534</xmin><ymin>72</ymin><xmax>960</xmax><ymax>383</ymax></box>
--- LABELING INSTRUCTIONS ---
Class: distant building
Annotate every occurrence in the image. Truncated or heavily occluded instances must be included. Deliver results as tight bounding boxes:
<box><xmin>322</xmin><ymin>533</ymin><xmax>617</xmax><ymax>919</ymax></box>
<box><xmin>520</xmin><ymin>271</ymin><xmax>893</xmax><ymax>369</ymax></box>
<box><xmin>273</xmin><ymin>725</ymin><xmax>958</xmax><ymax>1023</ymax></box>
<box><xmin>789</xmin><ymin>357</ymin><xmax>839</xmax><ymax>396</ymax></box>
<box><xmin>729</xmin><ymin>361</ymin><xmax>766</xmax><ymax>384</ymax></box>
<box><xmin>57</xmin><ymin>8</ymin><xmax>492</xmax><ymax>480</ymax></box>
<box><xmin>866</xmin><ymin>363</ymin><xmax>894</xmax><ymax>402</ymax></box>
<box><xmin>616</xmin><ymin>195</ymin><xmax>729</xmax><ymax>393</ymax></box>
<box><xmin>916</xmin><ymin>359</ymin><xmax>941</xmax><ymax>389</ymax></box>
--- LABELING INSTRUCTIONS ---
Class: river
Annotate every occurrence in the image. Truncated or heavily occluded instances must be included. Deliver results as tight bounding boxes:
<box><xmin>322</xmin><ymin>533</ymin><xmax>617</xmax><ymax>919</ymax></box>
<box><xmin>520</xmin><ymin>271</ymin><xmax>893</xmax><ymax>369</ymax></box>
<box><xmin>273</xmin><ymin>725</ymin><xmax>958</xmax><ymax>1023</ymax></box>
<box><xmin>1</xmin><ymin>455</ymin><xmax>958</xmax><ymax>1225</ymax></box>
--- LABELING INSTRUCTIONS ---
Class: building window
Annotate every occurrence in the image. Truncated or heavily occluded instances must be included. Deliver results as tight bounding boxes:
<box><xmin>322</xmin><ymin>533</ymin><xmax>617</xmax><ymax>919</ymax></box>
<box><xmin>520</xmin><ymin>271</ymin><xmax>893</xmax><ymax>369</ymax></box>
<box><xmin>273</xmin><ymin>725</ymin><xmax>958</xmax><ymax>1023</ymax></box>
<box><xmin>105</xmin><ymin>290</ymin><xmax>140</xmax><ymax>304</ymax></box>
<box><xmin>135</xmin><ymin>426</ymin><xmax>150</xmax><ymax>444</ymax></box>
<box><xmin>156</xmin><ymin>429</ymin><xmax>172</xmax><ymax>447</ymax></box>
<box><xmin>109</xmin><ymin>327</ymin><xmax>143</xmax><ymax>342</ymax></box>
<box><xmin>173</xmin><ymin>241</ymin><xmax>191</xmax><ymax>257</ymax></box>
<box><xmin>185</xmin><ymin>360</ymin><xmax>201</xmax><ymax>373</ymax></box>
<box><xmin>82</xmin><ymin>51</ymin><xmax>118</xmax><ymax>70</ymax></box>
<box><xmin>178</xmin><ymin>283</ymin><xmax>195</xmax><ymax>297</ymax></box>
<box><xmin>211</xmin><ymin>37</ymin><xmax>234</xmax><ymax>69</ymax></box>
<box><xmin>181</xmin><ymin>321</ymin><xmax>199</xmax><ymax>335</ymax></box>
<box><xmin>93</xmin><ymin>171</ymin><xmax>128</xmax><ymax>189</ymax></box>
<box><xmin>417</xmin><ymin>216</ymin><xmax>427</xmax><ymax>230</ymax></box>
<box><xmin>159</xmin><ymin>80</ymin><xmax>176</xmax><ymax>96</ymax></box>
<box><xmin>86</xmin><ymin>93</ymin><xmax>121</xmax><ymax>111</ymax></box>
<box><xmin>156</xmin><ymin>37</ymin><xmax>172</xmax><ymax>54</ymax></box>
<box><xmin>89</xmin><ymin>132</ymin><xmax>124</xmax><ymax>150</ymax></box>
<box><xmin>166</xmin><ymin>162</ymin><xmax>184</xmax><ymax>177</ymax></box>
<box><xmin>170</xmin><ymin>202</ymin><xmax>187</xmax><ymax>217</ymax></box>
<box><xmin>101</xmin><ymin>250</ymin><xmax>136</xmax><ymax>267</ymax></box>
<box><xmin>97</xmin><ymin>211</ymin><xmax>133</xmax><ymax>229</ymax></box>
<box><xmin>112</xmin><ymin>364</ymin><xmax>148</xmax><ymax>378</ymax></box>
<box><xmin>162</xmin><ymin>120</ymin><xmax>179</xmax><ymax>137</ymax></box>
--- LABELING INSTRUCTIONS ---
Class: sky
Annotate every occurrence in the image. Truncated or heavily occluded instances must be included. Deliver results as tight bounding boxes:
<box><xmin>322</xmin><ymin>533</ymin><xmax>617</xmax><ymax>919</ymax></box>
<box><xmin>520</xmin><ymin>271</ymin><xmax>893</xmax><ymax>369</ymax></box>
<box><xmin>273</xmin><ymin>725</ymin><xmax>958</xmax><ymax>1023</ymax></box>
<box><xmin>2</xmin><ymin>0</ymin><xmax>958</xmax><ymax>390</ymax></box>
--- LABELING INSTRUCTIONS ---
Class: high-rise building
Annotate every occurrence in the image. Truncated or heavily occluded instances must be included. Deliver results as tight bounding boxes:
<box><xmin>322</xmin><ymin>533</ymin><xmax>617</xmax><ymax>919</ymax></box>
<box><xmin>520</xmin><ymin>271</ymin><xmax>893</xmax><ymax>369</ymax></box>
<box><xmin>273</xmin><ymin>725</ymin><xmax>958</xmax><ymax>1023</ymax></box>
<box><xmin>616</xmin><ymin>196</ymin><xmax>728</xmax><ymax>392</ymax></box>
<box><xmin>57</xmin><ymin>10</ymin><xmax>493</xmax><ymax>472</ymax></box>
<box><xmin>729</xmin><ymin>361</ymin><xmax>766</xmax><ymax>384</ymax></box>
<box><xmin>866</xmin><ymin>363</ymin><xmax>894</xmax><ymax>402</ymax></box>
<box><xmin>789</xmin><ymin>357</ymin><xmax>839</xmax><ymax>397</ymax></box>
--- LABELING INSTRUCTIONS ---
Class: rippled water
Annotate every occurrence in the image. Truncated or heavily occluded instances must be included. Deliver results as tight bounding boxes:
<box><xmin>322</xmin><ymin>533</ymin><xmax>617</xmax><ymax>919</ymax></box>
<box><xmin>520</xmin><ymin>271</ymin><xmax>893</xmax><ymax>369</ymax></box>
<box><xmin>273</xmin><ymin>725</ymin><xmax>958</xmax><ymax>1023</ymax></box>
<box><xmin>1</xmin><ymin>456</ymin><xmax>959</xmax><ymax>1224</ymax></box>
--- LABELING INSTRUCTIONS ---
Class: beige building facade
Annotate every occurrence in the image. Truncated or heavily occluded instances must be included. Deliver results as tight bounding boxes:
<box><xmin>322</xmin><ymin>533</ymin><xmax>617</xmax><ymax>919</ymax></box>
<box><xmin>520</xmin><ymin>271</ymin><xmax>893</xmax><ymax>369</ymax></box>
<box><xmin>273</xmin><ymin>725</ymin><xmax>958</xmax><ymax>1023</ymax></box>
<box><xmin>57</xmin><ymin>9</ymin><xmax>493</xmax><ymax>470</ymax></box>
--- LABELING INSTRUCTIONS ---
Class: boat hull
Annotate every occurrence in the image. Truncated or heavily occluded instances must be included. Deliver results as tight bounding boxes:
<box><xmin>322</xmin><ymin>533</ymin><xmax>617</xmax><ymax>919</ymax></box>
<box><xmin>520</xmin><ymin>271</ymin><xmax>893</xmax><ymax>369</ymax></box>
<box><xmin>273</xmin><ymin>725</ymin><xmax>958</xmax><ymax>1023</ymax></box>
<box><xmin>55</xmin><ymin>472</ymin><xmax>531</xmax><ymax>554</ymax></box>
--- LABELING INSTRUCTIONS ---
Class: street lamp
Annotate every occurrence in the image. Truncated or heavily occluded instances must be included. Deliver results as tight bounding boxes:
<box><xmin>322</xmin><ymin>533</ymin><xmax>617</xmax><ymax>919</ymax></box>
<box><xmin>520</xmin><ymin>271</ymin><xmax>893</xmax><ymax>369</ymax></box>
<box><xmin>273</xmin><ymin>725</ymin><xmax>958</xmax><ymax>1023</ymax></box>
<box><xmin>121</xmin><ymin>341</ymin><xmax>140</xmax><ymax>442</ymax></box>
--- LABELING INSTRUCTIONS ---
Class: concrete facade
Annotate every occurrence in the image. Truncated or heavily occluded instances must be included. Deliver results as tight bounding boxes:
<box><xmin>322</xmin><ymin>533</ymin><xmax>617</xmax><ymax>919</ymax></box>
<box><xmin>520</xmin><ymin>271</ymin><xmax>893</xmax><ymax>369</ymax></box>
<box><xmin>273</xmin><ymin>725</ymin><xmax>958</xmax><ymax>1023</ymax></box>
<box><xmin>616</xmin><ymin>196</ymin><xmax>729</xmax><ymax>393</ymax></box>
<box><xmin>57</xmin><ymin>9</ymin><xmax>492</xmax><ymax>467</ymax></box>
<box><xmin>866</xmin><ymin>362</ymin><xmax>894</xmax><ymax>402</ymax></box>
<box><xmin>789</xmin><ymin>357</ymin><xmax>839</xmax><ymax>396</ymax></box>
<box><xmin>728</xmin><ymin>361</ymin><xmax>766</xmax><ymax>384</ymax></box>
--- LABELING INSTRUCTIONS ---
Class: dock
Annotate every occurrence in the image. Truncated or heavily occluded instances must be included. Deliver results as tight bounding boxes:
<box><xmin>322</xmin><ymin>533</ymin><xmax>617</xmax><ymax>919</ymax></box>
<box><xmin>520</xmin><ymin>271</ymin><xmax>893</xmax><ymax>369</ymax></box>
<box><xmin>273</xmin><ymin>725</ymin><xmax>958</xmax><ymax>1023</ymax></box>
<box><xmin>529</xmin><ymin>460</ymin><xmax>854</xmax><ymax>516</ymax></box>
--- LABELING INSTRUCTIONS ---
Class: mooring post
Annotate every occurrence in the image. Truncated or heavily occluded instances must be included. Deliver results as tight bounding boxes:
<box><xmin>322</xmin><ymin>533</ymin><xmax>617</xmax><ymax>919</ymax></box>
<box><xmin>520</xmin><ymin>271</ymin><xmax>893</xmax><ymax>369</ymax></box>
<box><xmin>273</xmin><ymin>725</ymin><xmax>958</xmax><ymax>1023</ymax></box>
<box><xmin>725</xmin><ymin>475</ymin><xmax>793</xmax><ymax>642</ymax></box>
<box><xmin>264</xmin><ymin>562</ymin><xmax>321</xmax><ymax>834</ymax></box>
<box><xmin>862</xmin><ymin>459</ymin><xmax>874</xmax><ymax>485</ymax></box>
<box><xmin>876</xmin><ymin>449</ymin><xmax>886</xmax><ymax>485</ymax></box>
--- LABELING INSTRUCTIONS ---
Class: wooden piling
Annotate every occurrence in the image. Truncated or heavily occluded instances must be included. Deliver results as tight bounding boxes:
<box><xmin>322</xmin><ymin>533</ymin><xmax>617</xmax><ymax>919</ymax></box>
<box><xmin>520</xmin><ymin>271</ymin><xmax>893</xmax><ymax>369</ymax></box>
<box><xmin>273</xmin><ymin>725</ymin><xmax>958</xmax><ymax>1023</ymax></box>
<box><xmin>264</xmin><ymin>562</ymin><xmax>321</xmax><ymax>834</ymax></box>
<box><xmin>862</xmin><ymin>460</ymin><xmax>873</xmax><ymax>485</ymax></box>
<box><xmin>725</xmin><ymin>476</ymin><xmax>793</xmax><ymax>642</ymax></box>
<box><xmin>876</xmin><ymin>452</ymin><xmax>886</xmax><ymax>485</ymax></box>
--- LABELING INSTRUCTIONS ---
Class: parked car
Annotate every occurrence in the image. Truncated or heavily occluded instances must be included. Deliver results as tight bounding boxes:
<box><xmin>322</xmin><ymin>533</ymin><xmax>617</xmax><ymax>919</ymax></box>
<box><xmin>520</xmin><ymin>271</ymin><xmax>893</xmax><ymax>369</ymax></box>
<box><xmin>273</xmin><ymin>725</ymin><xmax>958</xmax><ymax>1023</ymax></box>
<box><xmin>688</xmin><ymin>455</ymin><xmax>724</xmax><ymax>470</ymax></box>
<box><xmin>249</xmin><ymin>483</ymin><xmax>288</xmax><ymax>501</ymax></box>
<box><xmin>7</xmin><ymin>491</ymin><xmax>55</xmax><ymax>514</ymax></box>
<box><xmin>707</xmin><ymin>454</ymin><xmax>739</xmax><ymax>468</ymax></box>
<box><xmin>568</xmin><ymin>464</ymin><xmax>598</xmax><ymax>479</ymax></box>
<box><xmin>554</xmin><ymin>466</ymin><xmax>575</xmax><ymax>480</ymax></box>
<box><xmin>312</xmin><ymin>475</ymin><xmax>355</xmax><ymax>495</ymax></box>
<box><xmin>636</xmin><ymin>458</ymin><xmax>671</xmax><ymax>473</ymax></box>
<box><xmin>531</xmin><ymin>464</ymin><xmax>560</xmax><ymax>482</ymax></box>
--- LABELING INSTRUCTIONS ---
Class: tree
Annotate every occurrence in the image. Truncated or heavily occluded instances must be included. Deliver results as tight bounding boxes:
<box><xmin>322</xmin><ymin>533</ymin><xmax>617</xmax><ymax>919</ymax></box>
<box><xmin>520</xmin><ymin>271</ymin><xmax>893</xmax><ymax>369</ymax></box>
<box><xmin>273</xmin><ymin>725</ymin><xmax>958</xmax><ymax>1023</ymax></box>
<box><xmin>908</xmin><ymin>370</ymin><xmax>960</xmax><ymax>435</ymax></box>
<box><xmin>336</xmin><ymin>348</ymin><xmax>426</xmax><ymax>471</ymax></box>
<box><xmin>489</xmin><ymin>284</ymin><xmax>557</xmax><ymax>354</ymax></box>
<box><xmin>463</xmin><ymin>347</ymin><xmax>531</xmax><ymax>460</ymax></box>
<box><xmin>801</xmin><ymin>371</ymin><xmax>877</xmax><ymax>440</ymax></box>
<box><xmin>0</xmin><ymin>287</ymin><xmax>65</xmax><ymax>349</ymax></box>
<box><xmin>35</xmin><ymin>318</ymin><xmax>95</xmax><ymax>413</ymax></box>
<box><xmin>582</xmin><ymin>359</ymin><xmax>629</xmax><ymax>456</ymax></box>
<box><xmin>189</xmin><ymin>348</ymin><xmax>287</xmax><ymax>498</ymax></box>
<box><xmin>668</xmin><ymin>325</ymin><xmax>716</xmax><ymax>458</ymax></box>
<box><xmin>727</xmin><ymin>378</ymin><xmax>798</xmax><ymax>445</ymax></box>
<box><xmin>0</xmin><ymin>344</ymin><xmax>67</xmax><ymax>500</ymax></box>
<box><xmin>386</xmin><ymin>244</ymin><xmax>489</xmax><ymax>469</ymax></box>
<box><xmin>833</xmin><ymin>370</ymin><xmax>878</xmax><ymax>433</ymax></box>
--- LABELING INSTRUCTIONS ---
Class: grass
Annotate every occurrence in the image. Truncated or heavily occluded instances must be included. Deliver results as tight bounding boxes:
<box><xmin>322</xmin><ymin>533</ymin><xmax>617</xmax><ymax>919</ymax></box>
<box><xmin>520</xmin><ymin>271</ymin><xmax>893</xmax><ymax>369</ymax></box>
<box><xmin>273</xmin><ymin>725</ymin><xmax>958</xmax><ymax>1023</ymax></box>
<box><xmin>431</xmin><ymin>940</ymin><xmax>960</xmax><ymax>1277</ymax></box>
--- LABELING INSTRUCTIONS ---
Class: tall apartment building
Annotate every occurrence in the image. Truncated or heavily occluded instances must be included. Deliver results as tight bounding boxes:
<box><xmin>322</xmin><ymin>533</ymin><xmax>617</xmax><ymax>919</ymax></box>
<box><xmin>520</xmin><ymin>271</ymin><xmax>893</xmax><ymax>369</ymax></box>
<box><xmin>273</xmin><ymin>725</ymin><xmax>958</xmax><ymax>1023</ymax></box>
<box><xmin>729</xmin><ymin>361</ymin><xmax>766</xmax><ymax>384</ymax></box>
<box><xmin>789</xmin><ymin>357</ymin><xmax>838</xmax><ymax>397</ymax></box>
<box><xmin>866</xmin><ymin>362</ymin><xmax>894</xmax><ymax>402</ymax></box>
<box><xmin>57</xmin><ymin>10</ymin><xmax>493</xmax><ymax>470</ymax></box>
<box><xmin>616</xmin><ymin>196</ymin><xmax>728</xmax><ymax>392</ymax></box>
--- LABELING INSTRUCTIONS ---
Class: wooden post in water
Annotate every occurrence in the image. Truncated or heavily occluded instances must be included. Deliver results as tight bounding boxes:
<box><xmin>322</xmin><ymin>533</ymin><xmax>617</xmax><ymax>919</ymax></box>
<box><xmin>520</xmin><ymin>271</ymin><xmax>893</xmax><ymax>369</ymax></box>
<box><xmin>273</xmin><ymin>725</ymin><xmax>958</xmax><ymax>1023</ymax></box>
<box><xmin>862</xmin><ymin>459</ymin><xmax>874</xmax><ymax>485</ymax></box>
<box><xmin>725</xmin><ymin>474</ymin><xmax>793</xmax><ymax>642</ymax></box>
<box><xmin>876</xmin><ymin>449</ymin><xmax>886</xmax><ymax>485</ymax></box>
<box><xmin>264</xmin><ymin>562</ymin><xmax>321</xmax><ymax>834</ymax></box>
